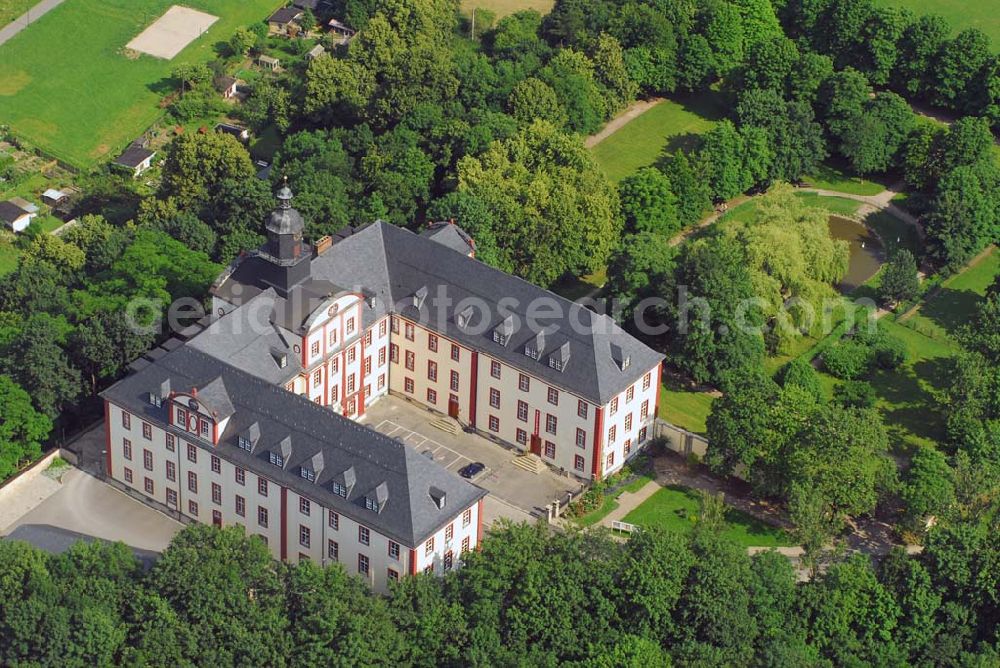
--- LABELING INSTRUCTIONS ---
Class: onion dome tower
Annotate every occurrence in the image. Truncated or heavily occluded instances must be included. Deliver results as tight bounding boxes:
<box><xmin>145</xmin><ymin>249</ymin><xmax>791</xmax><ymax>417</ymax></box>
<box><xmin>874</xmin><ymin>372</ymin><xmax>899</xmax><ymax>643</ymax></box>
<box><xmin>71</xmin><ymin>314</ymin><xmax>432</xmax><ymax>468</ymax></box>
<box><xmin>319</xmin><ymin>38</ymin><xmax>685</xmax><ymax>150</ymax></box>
<box><xmin>257</xmin><ymin>180</ymin><xmax>312</xmax><ymax>296</ymax></box>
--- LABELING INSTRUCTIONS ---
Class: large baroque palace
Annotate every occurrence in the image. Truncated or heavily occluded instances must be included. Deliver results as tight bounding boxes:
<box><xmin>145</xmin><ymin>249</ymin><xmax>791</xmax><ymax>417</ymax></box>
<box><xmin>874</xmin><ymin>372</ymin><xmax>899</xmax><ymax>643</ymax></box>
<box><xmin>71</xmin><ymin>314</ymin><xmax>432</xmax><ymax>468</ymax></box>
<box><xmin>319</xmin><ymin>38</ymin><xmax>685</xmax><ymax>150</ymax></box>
<box><xmin>101</xmin><ymin>186</ymin><xmax>662</xmax><ymax>588</ymax></box>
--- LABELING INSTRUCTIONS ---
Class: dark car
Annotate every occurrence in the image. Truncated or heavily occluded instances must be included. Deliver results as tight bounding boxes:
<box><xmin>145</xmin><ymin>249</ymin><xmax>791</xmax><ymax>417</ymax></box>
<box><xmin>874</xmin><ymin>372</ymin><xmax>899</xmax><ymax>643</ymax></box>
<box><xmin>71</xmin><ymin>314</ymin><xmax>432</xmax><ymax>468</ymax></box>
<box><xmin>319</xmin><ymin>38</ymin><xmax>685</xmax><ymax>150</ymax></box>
<box><xmin>458</xmin><ymin>462</ymin><xmax>485</xmax><ymax>479</ymax></box>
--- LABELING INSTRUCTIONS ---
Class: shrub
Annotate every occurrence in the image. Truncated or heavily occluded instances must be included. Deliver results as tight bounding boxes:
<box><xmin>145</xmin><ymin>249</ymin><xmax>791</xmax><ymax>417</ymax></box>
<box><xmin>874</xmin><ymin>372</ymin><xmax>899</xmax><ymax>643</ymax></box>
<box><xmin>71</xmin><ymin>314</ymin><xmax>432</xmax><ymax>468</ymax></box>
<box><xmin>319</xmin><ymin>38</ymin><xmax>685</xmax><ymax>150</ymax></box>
<box><xmin>834</xmin><ymin>380</ymin><xmax>877</xmax><ymax>409</ymax></box>
<box><xmin>901</xmin><ymin>446</ymin><xmax>955</xmax><ymax>521</ymax></box>
<box><xmin>778</xmin><ymin>358</ymin><xmax>824</xmax><ymax>401</ymax></box>
<box><xmin>822</xmin><ymin>341</ymin><xmax>871</xmax><ymax>379</ymax></box>
<box><xmin>873</xmin><ymin>334</ymin><xmax>908</xmax><ymax>369</ymax></box>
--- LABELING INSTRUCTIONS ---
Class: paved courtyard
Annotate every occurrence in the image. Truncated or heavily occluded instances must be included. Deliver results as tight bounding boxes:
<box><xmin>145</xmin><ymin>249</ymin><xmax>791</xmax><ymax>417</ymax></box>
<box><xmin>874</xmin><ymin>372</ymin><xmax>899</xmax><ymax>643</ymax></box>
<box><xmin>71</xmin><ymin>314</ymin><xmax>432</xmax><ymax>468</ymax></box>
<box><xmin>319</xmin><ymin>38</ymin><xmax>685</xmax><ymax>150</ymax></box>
<box><xmin>2</xmin><ymin>467</ymin><xmax>183</xmax><ymax>556</ymax></box>
<box><xmin>361</xmin><ymin>395</ymin><xmax>582</xmax><ymax>521</ymax></box>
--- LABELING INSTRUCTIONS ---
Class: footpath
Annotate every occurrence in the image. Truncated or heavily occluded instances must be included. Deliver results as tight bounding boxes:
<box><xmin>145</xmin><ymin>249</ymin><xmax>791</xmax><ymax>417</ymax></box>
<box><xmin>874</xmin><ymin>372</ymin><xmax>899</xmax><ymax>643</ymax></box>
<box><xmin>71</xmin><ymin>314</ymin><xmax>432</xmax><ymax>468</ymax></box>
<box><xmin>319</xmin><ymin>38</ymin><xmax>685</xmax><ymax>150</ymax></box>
<box><xmin>0</xmin><ymin>0</ymin><xmax>66</xmax><ymax>47</ymax></box>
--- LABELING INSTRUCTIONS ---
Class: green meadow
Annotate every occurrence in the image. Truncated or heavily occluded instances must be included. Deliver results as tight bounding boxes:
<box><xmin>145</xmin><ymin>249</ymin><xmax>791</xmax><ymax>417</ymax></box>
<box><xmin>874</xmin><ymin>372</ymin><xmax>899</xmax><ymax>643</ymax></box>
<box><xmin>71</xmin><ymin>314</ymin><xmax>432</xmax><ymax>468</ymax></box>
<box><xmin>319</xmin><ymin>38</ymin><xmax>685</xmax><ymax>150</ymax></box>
<box><xmin>0</xmin><ymin>0</ymin><xmax>281</xmax><ymax>168</ymax></box>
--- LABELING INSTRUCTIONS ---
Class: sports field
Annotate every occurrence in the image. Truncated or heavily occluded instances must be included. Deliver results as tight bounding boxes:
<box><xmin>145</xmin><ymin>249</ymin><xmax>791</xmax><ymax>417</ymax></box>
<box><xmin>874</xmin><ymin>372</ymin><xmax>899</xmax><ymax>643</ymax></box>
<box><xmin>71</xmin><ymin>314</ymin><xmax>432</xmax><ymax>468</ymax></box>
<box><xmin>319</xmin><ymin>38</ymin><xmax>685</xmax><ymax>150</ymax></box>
<box><xmin>877</xmin><ymin>0</ymin><xmax>999</xmax><ymax>47</ymax></box>
<box><xmin>590</xmin><ymin>91</ymin><xmax>726</xmax><ymax>182</ymax></box>
<box><xmin>0</xmin><ymin>0</ymin><xmax>280</xmax><ymax>168</ymax></box>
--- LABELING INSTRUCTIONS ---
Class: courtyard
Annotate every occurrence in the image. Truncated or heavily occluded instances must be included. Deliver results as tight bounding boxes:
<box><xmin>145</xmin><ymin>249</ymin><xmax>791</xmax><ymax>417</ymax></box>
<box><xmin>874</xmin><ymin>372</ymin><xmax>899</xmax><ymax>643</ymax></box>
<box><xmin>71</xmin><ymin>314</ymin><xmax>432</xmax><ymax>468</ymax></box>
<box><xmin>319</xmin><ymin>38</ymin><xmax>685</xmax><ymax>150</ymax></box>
<box><xmin>360</xmin><ymin>394</ymin><xmax>582</xmax><ymax>522</ymax></box>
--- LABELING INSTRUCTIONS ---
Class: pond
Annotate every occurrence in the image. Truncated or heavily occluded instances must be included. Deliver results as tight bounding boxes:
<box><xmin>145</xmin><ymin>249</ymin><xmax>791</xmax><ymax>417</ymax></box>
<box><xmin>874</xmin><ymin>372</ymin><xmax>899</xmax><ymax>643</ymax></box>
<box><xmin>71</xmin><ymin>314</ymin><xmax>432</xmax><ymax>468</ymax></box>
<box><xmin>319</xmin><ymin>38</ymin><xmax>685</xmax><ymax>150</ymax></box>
<box><xmin>828</xmin><ymin>215</ymin><xmax>883</xmax><ymax>292</ymax></box>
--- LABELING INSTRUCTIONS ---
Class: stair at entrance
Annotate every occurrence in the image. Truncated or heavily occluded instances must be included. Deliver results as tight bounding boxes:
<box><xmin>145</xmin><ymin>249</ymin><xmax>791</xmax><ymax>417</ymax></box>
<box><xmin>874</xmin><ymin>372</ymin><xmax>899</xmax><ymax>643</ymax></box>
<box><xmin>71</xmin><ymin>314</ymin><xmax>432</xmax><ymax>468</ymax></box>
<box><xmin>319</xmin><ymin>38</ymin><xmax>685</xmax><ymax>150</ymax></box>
<box><xmin>430</xmin><ymin>417</ymin><xmax>459</xmax><ymax>435</ymax></box>
<box><xmin>512</xmin><ymin>453</ymin><xmax>545</xmax><ymax>474</ymax></box>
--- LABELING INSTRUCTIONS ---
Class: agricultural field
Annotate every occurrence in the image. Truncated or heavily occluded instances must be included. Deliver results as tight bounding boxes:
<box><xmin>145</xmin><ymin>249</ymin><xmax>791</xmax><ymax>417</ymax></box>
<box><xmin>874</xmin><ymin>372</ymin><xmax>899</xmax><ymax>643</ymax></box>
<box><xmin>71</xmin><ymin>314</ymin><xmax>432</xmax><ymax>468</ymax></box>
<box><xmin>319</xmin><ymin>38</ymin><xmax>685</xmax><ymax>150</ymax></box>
<box><xmin>590</xmin><ymin>91</ymin><xmax>726</xmax><ymax>182</ymax></box>
<box><xmin>876</xmin><ymin>0</ymin><xmax>1000</xmax><ymax>47</ymax></box>
<box><xmin>459</xmin><ymin>0</ymin><xmax>553</xmax><ymax>20</ymax></box>
<box><xmin>0</xmin><ymin>0</ymin><xmax>281</xmax><ymax>168</ymax></box>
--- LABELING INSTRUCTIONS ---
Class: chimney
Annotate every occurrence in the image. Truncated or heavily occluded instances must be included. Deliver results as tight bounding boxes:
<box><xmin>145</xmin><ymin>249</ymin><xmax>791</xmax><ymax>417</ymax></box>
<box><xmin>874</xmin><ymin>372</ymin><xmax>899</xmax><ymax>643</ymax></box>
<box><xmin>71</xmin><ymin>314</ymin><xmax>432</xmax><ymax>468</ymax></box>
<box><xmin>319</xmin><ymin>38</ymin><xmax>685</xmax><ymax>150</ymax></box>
<box><xmin>314</xmin><ymin>236</ymin><xmax>333</xmax><ymax>256</ymax></box>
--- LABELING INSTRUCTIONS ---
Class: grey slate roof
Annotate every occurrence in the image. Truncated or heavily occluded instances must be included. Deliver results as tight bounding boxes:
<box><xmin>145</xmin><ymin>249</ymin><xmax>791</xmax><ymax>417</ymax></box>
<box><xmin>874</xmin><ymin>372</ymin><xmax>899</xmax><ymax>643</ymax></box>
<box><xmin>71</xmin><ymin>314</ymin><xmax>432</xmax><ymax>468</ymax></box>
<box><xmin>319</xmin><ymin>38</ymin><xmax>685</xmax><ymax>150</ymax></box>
<box><xmin>421</xmin><ymin>221</ymin><xmax>476</xmax><ymax>256</ymax></box>
<box><xmin>214</xmin><ymin>221</ymin><xmax>663</xmax><ymax>405</ymax></box>
<box><xmin>115</xmin><ymin>145</ymin><xmax>154</xmax><ymax>169</ymax></box>
<box><xmin>0</xmin><ymin>200</ymin><xmax>28</xmax><ymax>224</ymax></box>
<box><xmin>190</xmin><ymin>289</ymin><xmax>302</xmax><ymax>384</ymax></box>
<box><xmin>101</xmin><ymin>346</ymin><xmax>486</xmax><ymax>547</ymax></box>
<box><xmin>269</xmin><ymin>7</ymin><xmax>302</xmax><ymax>24</ymax></box>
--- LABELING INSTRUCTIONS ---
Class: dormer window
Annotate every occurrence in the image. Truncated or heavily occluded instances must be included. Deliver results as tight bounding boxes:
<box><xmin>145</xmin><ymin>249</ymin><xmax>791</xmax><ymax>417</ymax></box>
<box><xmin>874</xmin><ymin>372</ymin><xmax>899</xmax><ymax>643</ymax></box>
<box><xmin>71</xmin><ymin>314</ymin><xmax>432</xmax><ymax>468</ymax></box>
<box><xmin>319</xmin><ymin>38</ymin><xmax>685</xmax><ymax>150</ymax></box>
<box><xmin>301</xmin><ymin>468</ymin><xmax>316</xmax><ymax>482</ymax></box>
<box><xmin>365</xmin><ymin>497</ymin><xmax>379</xmax><ymax>512</ymax></box>
<box><xmin>456</xmin><ymin>305</ymin><xmax>475</xmax><ymax>329</ymax></box>
<box><xmin>524</xmin><ymin>330</ymin><xmax>544</xmax><ymax>360</ymax></box>
<box><xmin>237</xmin><ymin>435</ymin><xmax>252</xmax><ymax>451</ymax></box>
<box><xmin>548</xmin><ymin>341</ymin><xmax>571</xmax><ymax>373</ymax></box>
<box><xmin>429</xmin><ymin>486</ymin><xmax>447</xmax><ymax>510</ymax></box>
<box><xmin>412</xmin><ymin>286</ymin><xmax>428</xmax><ymax>309</ymax></box>
<box><xmin>610</xmin><ymin>343</ymin><xmax>630</xmax><ymax>372</ymax></box>
<box><xmin>150</xmin><ymin>379</ymin><xmax>170</xmax><ymax>408</ymax></box>
<box><xmin>278</xmin><ymin>355</ymin><xmax>287</xmax><ymax>368</ymax></box>
<box><xmin>493</xmin><ymin>315</ymin><xmax>513</xmax><ymax>347</ymax></box>
<box><xmin>268</xmin><ymin>451</ymin><xmax>284</xmax><ymax>468</ymax></box>
<box><xmin>332</xmin><ymin>481</ymin><xmax>348</xmax><ymax>497</ymax></box>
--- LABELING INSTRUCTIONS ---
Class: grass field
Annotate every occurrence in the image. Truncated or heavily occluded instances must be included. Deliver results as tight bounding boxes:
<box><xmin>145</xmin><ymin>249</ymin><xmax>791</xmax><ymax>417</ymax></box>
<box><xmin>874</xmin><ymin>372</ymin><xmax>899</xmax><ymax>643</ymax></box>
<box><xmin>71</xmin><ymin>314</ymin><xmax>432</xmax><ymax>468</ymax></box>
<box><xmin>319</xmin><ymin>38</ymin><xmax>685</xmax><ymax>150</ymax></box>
<box><xmin>460</xmin><ymin>0</ymin><xmax>553</xmax><ymax>19</ymax></box>
<box><xmin>900</xmin><ymin>247</ymin><xmax>999</xmax><ymax>343</ymax></box>
<box><xmin>659</xmin><ymin>384</ymin><xmax>715</xmax><ymax>434</ymax></box>
<box><xmin>622</xmin><ymin>485</ymin><xmax>793</xmax><ymax>547</ymax></box>
<box><xmin>590</xmin><ymin>91</ymin><xmax>726</xmax><ymax>182</ymax></box>
<box><xmin>0</xmin><ymin>0</ymin><xmax>36</xmax><ymax>25</ymax></box>
<box><xmin>804</xmin><ymin>163</ymin><xmax>894</xmax><ymax>196</ymax></box>
<box><xmin>0</xmin><ymin>0</ymin><xmax>281</xmax><ymax>168</ymax></box>
<box><xmin>876</xmin><ymin>0</ymin><xmax>1000</xmax><ymax>47</ymax></box>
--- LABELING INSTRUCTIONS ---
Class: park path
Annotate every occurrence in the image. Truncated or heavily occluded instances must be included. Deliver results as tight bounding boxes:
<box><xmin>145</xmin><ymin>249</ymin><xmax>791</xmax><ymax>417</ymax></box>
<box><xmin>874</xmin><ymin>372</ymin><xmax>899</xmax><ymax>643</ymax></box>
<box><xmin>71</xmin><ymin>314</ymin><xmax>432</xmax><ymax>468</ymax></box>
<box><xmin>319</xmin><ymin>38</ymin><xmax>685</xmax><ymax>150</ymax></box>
<box><xmin>585</xmin><ymin>98</ymin><xmax>664</xmax><ymax>148</ymax></box>
<box><xmin>671</xmin><ymin>184</ymin><xmax>922</xmax><ymax>249</ymax></box>
<box><xmin>0</xmin><ymin>0</ymin><xmax>66</xmax><ymax>47</ymax></box>
<box><xmin>599</xmin><ymin>455</ymin><xmax>909</xmax><ymax>561</ymax></box>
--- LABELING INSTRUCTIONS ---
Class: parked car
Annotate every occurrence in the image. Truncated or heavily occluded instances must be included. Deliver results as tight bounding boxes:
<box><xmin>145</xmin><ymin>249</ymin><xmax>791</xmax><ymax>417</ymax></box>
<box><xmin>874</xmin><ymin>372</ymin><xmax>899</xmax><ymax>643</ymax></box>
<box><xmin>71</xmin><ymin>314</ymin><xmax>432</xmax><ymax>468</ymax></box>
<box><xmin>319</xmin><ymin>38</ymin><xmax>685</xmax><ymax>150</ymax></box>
<box><xmin>458</xmin><ymin>462</ymin><xmax>485</xmax><ymax>479</ymax></box>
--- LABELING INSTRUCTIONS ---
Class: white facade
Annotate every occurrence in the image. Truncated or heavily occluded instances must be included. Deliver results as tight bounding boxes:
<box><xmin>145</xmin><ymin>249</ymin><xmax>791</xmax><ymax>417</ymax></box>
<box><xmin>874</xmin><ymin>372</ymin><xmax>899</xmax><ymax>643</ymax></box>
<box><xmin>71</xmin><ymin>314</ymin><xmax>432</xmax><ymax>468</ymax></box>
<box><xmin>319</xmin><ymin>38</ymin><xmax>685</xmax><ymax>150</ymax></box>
<box><xmin>104</xmin><ymin>399</ymin><xmax>482</xmax><ymax>592</ymax></box>
<box><xmin>385</xmin><ymin>314</ymin><xmax>660</xmax><ymax>480</ymax></box>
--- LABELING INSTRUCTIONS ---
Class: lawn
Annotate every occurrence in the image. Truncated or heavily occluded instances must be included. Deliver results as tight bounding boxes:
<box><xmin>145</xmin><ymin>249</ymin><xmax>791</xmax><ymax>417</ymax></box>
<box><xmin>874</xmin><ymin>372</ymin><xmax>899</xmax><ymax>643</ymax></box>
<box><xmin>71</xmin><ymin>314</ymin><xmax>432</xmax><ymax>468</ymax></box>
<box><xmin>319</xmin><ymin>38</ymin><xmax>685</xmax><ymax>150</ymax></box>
<box><xmin>804</xmin><ymin>162</ymin><xmax>894</xmax><ymax>196</ymax></box>
<box><xmin>590</xmin><ymin>91</ymin><xmax>726</xmax><ymax>182</ymax></box>
<box><xmin>550</xmin><ymin>266</ymin><xmax>607</xmax><ymax>301</ymax></box>
<box><xmin>659</xmin><ymin>383</ymin><xmax>716</xmax><ymax>434</ymax></box>
<box><xmin>0</xmin><ymin>0</ymin><xmax>282</xmax><ymax>169</ymax></box>
<box><xmin>899</xmin><ymin>247</ymin><xmax>999</xmax><ymax>343</ymax></box>
<box><xmin>875</xmin><ymin>0</ymin><xmax>1000</xmax><ymax>47</ymax></box>
<box><xmin>622</xmin><ymin>485</ymin><xmax>794</xmax><ymax>547</ymax></box>
<box><xmin>460</xmin><ymin>0</ymin><xmax>554</xmax><ymax>19</ymax></box>
<box><xmin>863</xmin><ymin>319</ymin><xmax>959</xmax><ymax>451</ymax></box>
<box><xmin>718</xmin><ymin>192</ymin><xmax>863</xmax><ymax>225</ymax></box>
<box><xmin>0</xmin><ymin>0</ymin><xmax>36</xmax><ymax>25</ymax></box>
<box><xmin>0</xmin><ymin>214</ymin><xmax>62</xmax><ymax>275</ymax></box>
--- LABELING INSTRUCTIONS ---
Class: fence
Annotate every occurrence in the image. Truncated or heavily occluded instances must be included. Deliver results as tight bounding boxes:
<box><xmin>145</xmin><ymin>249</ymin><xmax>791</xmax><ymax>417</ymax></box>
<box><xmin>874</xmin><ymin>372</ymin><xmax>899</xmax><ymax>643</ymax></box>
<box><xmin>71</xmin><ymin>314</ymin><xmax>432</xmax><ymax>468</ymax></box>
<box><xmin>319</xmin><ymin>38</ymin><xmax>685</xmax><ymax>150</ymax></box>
<box><xmin>653</xmin><ymin>418</ymin><xmax>709</xmax><ymax>458</ymax></box>
<box><xmin>611</xmin><ymin>520</ymin><xmax>638</xmax><ymax>534</ymax></box>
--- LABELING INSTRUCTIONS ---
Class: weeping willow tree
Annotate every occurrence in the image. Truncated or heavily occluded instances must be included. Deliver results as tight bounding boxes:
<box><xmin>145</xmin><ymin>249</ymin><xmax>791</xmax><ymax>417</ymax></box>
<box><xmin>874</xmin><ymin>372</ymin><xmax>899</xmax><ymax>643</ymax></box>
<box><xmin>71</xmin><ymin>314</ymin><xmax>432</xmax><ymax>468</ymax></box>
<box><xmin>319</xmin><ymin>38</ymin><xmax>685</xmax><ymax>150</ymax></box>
<box><xmin>720</xmin><ymin>184</ymin><xmax>849</xmax><ymax>353</ymax></box>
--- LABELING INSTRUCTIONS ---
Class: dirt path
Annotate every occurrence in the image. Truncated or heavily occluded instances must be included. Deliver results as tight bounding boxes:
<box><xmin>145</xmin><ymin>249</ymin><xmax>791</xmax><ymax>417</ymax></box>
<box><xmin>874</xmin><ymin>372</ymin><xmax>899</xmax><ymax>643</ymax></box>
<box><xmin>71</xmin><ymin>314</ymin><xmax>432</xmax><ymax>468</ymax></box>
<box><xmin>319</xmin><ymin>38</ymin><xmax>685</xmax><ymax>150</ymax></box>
<box><xmin>585</xmin><ymin>98</ymin><xmax>664</xmax><ymax>148</ymax></box>
<box><xmin>0</xmin><ymin>0</ymin><xmax>65</xmax><ymax>47</ymax></box>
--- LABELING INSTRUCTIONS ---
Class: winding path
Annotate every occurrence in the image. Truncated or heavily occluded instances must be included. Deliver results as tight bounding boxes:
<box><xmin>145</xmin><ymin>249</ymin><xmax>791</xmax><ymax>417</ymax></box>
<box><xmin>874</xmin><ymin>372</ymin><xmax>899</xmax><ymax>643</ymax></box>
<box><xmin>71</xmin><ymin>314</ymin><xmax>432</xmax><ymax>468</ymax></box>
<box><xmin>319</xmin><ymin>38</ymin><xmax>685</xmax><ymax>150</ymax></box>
<box><xmin>0</xmin><ymin>0</ymin><xmax>65</xmax><ymax>47</ymax></box>
<box><xmin>670</xmin><ymin>183</ymin><xmax>923</xmax><ymax>248</ymax></box>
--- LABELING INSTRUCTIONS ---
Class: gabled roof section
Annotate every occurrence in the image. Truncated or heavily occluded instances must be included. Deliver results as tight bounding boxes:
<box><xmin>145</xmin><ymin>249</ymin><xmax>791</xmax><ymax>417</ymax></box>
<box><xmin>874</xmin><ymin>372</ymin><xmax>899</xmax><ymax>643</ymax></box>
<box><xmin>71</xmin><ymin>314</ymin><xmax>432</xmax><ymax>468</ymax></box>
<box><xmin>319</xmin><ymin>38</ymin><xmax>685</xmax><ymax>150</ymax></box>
<box><xmin>197</xmin><ymin>376</ymin><xmax>235</xmax><ymax>419</ymax></box>
<box><xmin>209</xmin><ymin>220</ymin><xmax>663</xmax><ymax>404</ymax></box>
<box><xmin>189</xmin><ymin>290</ymin><xmax>301</xmax><ymax>385</ymax></box>
<box><xmin>421</xmin><ymin>221</ymin><xmax>476</xmax><ymax>256</ymax></box>
<box><xmin>100</xmin><ymin>346</ymin><xmax>486</xmax><ymax>546</ymax></box>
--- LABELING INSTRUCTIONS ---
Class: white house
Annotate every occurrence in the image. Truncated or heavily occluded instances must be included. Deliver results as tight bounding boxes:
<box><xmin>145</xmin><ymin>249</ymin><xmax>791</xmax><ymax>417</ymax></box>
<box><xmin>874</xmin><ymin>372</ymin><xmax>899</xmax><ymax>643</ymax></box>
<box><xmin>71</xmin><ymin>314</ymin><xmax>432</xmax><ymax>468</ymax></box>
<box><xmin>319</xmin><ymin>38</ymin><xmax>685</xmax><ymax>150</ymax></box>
<box><xmin>114</xmin><ymin>145</ymin><xmax>155</xmax><ymax>178</ymax></box>
<box><xmin>0</xmin><ymin>199</ymin><xmax>34</xmax><ymax>233</ymax></box>
<box><xmin>204</xmin><ymin>186</ymin><xmax>664</xmax><ymax>482</ymax></box>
